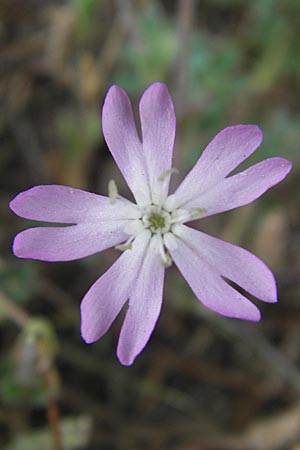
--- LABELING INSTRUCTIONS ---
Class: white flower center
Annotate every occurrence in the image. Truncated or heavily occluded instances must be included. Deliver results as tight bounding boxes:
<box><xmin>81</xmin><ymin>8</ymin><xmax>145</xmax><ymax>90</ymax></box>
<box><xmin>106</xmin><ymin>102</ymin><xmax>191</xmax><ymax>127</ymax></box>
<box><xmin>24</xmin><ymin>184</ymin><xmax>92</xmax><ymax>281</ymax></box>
<box><xmin>142</xmin><ymin>205</ymin><xmax>171</xmax><ymax>234</ymax></box>
<box><xmin>118</xmin><ymin>203</ymin><xmax>192</xmax><ymax>267</ymax></box>
<box><xmin>108</xmin><ymin>175</ymin><xmax>208</xmax><ymax>267</ymax></box>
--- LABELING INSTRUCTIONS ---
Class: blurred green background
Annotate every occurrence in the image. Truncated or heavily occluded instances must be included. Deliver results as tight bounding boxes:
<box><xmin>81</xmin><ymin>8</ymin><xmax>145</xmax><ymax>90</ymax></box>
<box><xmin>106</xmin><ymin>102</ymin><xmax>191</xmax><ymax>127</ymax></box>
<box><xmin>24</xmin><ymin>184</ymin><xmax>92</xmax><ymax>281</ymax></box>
<box><xmin>1</xmin><ymin>0</ymin><xmax>300</xmax><ymax>449</ymax></box>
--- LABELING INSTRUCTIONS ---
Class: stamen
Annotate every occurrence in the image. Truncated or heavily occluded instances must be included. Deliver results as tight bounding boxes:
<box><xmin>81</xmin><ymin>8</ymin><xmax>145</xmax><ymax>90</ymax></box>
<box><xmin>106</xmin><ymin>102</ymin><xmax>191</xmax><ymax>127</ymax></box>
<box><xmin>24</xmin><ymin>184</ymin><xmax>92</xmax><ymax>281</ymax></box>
<box><xmin>190</xmin><ymin>208</ymin><xmax>208</xmax><ymax>219</ymax></box>
<box><xmin>163</xmin><ymin>232</ymin><xmax>178</xmax><ymax>251</ymax></box>
<box><xmin>158</xmin><ymin>167</ymin><xmax>179</xmax><ymax>182</ymax></box>
<box><xmin>169</xmin><ymin>211</ymin><xmax>190</xmax><ymax>224</ymax></box>
<box><xmin>115</xmin><ymin>235</ymin><xmax>135</xmax><ymax>252</ymax></box>
<box><xmin>108</xmin><ymin>179</ymin><xmax>118</xmax><ymax>204</ymax></box>
<box><xmin>168</xmin><ymin>207</ymin><xmax>208</xmax><ymax>225</ymax></box>
<box><xmin>162</xmin><ymin>253</ymin><xmax>172</xmax><ymax>268</ymax></box>
<box><xmin>155</xmin><ymin>234</ymin><xmax>172</xmax><ymax>268</ymax></box>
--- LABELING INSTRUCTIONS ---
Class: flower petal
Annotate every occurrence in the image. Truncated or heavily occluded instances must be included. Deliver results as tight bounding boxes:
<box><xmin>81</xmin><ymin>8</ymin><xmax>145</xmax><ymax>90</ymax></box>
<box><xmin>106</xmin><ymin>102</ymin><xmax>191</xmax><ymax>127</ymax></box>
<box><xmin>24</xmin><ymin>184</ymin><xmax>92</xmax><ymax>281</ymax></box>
<box><xmin>183</xmin><ymin>157</ymin><xmax>292</xmax><ymax>216</ymax></box>
<box><xmin>117</xmin><ymin>234</ymin><xmax>165</xmax><ymax>365</ymax></box>
<box><xmin>171</xmin><ymin>225</ymin><xmax>276</xmax><ymax>303</ymax></box>
<box><xmin>165</xmin><ymin>226</ymin><xmax>261</xmax><ymax>321</ymax></box>
<box><xmin>9</xmin><ymin>185</ymin><xmax>140</xmax><ymax>223</ymax></box>
<box><xmin>80</xmin><ymin>231</ymin><xmax>151</xmax><ymax>344</ymax></box>
<box><xmin>13</xmin><ymin>221</ymin><xmax>129</xmax><ymax>261</ymax></box>
<box><xmin>102</xmin><ymin>85</ymin><xmax>151</xmax><ymax>205</ymax></box>
<box><xmin>139</xmin><ymin>82</ymin><xmax>176</xmax><ymax>204</ymax></box>
<box><xmin>166</xmin><ymin>125</ymin><xmax>263</xmax><ymax>209</ymax></box>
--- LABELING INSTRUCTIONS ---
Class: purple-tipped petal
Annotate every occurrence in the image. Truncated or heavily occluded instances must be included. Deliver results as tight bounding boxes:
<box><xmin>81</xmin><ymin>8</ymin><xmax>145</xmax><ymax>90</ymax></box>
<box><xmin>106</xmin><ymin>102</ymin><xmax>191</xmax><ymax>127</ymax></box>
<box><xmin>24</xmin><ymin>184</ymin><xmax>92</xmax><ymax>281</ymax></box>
<box><xmin>9</xmin><ymin>185</ymin><xmax>140</xmax><ymax>223</ymax></box>
<box><xmin>171</xmin><ymin>225</ymin><xmax>277</xmax><ymax>303</ymax></box>
<box><xmin>13</xmin><ymin>221</ymin><xmax>128</xmax><ymax>261</ymax></box>
<box><xmin>183</xmin><ymin>157</ymin><xmax>292</xmax><ymax>215</ymax></box>
<box><xmin>81</xmin><ymin>231</ymin><xmax>151</xmax><ymax>344</ymax></box>
<box><xmin>117</xmin><ymin>234</ymin><xmax>165</xmax><ymax>365</ymax></box>
<box><xmin>170</xmin><ymin>125</ymin><xmax>263</xmax><ymax>208</ymax></box>
<box><xmin>139</xmin><ymin>82</ymin><xmax>176</xmax><ymax>203</ymax></box>
<box><xmin>165</xmin><ymin>227</ymin><xmax>261</xmax><ymax>321</ymax></box>
<box><xmin>102</xmin><ymin>85</ymin><xmax>151</xmax><ymax>205</ymax></box>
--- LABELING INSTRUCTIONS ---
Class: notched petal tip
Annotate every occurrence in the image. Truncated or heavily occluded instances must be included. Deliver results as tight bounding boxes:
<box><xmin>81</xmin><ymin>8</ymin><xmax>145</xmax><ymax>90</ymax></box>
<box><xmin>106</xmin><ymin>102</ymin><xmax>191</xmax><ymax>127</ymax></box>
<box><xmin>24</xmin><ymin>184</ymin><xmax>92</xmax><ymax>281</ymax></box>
<box><xmin>219</xmin><ymin>304</ymin><xmax>261</xmax><ymax>322</ymax></box>
<box><xmin>80</xmin><ymin>332</ymin><xmax>95</xmax><ymax>345</ymax></box>
<box><xmin>144</xmin><ymin>80</ymin><xmax>169</xmax><ymax>92</ymax></box>
<box><xmin>79</xmin><ymin>297</ymin><xmax>99</xmax><ymax>344</ymax></box>
<box><xmin>257</xmin><ymin>157</ymin><xmax>293</xmax><ymax>190</ymax></box>
<box><xmin>9</xmin><ymin>195</ymin><xmax>19</xmax><ymax>215</ymax></box>
<box><xmin>80</xmin><ymin>309</ymin><xmax>91</xmax><ymax>344</ymax></box>
<box><xmin>117</xmin><ymin>347</ymin><xmax>137</xmax><ymax>366</ymax></box>
<box><xmin>9</xmin><ymin>188</ymin><xmax>33</xmax><ymax>217</ymax></box>
<box><xmin>243</xmin><ymin>308</ymin><xmax>261</xmax><ymax>322</ymax></box>
<box><xmin>12</xmin><ymin>232</ymin><xmax>30</xmax><ymax>259</ymax></box>
<box><xmin>202</xmin><ymin>293</ymin><xmax>262</xmax><ymax>322</ymax></box>
<box><xmin>273</xmin><ymin>157</ymin><xmax>293</xmax><ymax>177</ymax></box>
<box><xmin>102</xmin><ymin>85</ymin><xmax>128</xmax><ymax>118</ymax></box>
<box><xmin>102</xmin><ymin>85</ymin><xmax>131</xmax><ymax>119</ymax></box>
<box><xmin>225</xmin><ymin>123</ymin><xmax>263</xmax><ymax>138</ymax></box>
<box><xmin>260</xmin><ymin>269</ymin><xmax>277</xmax><ymax>304</ymax></box>
<box><xmin>81</xmin><ymin>325</ymin><xmax>99</xmax><ymax>345</ymax></box>
<box><xmin>12</xmin><ymin>230</ymin><xmax>52</xmax><ymax>261</ymax></box>
<box><xmin>104</xmin><ymin>83</ymin><xmax>127</xmax><ymax>100</ymax></box>
<box><xmin>140</xmin><ymin>81</ymin><xmax>175</xmax><ymax>113</ymax></box>
<box><xmin>222</xmin><ymin>124</ymin><xmax>263</xmax><ymax>150</ymax></box>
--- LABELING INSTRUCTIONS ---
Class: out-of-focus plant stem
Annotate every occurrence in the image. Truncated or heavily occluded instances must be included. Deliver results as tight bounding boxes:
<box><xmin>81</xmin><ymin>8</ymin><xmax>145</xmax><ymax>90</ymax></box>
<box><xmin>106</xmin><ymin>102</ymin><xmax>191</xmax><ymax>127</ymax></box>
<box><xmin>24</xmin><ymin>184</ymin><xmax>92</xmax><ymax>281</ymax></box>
<box><xmin>0</xmin><ymin>291</ymin><xmax>63</xmax><ymax>450</ymax></box>
<box><xmin>0</xmin><ymin>291</ymin><xmax>29</xmax><ymax>327</ymax></box>
<box><xmin>174</xmin><ymin>0</ymin><xmax>195</xmax><ymax>117</ymax></box>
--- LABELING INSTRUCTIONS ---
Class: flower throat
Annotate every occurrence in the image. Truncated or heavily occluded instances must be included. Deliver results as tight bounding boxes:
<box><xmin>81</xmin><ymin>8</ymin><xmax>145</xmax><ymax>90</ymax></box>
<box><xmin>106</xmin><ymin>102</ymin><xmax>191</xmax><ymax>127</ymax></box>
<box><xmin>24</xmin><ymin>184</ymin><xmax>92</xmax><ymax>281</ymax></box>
<box><xmin>148</xmin><ymin>213</ymin><xmax>165</xmax><ymax>230</ymax></box>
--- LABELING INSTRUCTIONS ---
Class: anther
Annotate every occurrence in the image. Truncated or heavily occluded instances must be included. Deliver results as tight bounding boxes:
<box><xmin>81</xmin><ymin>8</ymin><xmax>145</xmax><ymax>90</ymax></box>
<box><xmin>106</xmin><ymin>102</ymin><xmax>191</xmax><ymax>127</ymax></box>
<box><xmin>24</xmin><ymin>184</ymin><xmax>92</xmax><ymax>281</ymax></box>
<box><xmin>158</xmin><ymin>167</ymin><xmax>179</xmax><ymax>182</ymax></box>
<box><xmin>162</xmin><ymin>253</ymin><xmax>172</xmax><ymax>268</ymax></box>
<box><xmin>108</xmin><ymin>179</ymin><xmax>118</xmax><ymax>204</ymax></box>
<box><xmin>115</xmin><ymin>235</ymin><xmax>135</xmax><ymax>252</ymax></box>
<box><xmin>155</xmin><ymin>233</ymin><xmax>173</xmax><ymax>267</ymax></box>
<box><xmin>190</xmin><ymin>208</ymin><xmax>208</xmax><ymax>219</ymax></box>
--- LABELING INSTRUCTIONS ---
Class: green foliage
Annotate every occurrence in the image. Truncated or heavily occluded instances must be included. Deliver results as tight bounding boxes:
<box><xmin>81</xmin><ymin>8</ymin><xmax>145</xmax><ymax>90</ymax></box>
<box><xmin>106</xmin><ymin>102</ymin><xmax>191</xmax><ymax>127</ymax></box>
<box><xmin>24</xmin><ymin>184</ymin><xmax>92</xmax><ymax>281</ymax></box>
<box><xmin>0</xmin><ymin>261</ymin><xmax>37</xmax><ymax>304</ymax></box>
<box><xmin>113</xmin><ymin>5</ymin><xmax>176</xmax><ymax>92</ymax></box>
<box><xmin>190</xmin><ymin>32</ymin><xmax>241</xmax><ymax>95</ymax></box>
<box><xmin>73</xmin><ymin>0</ymin><xmax>101</xmax><ymax>39</ymax></box>
<box><xmin>0</xmin><ymin>362</ymin><xmax>44</xmax><ymax>404</ymax></box>
<box><xmin>263</xmin><ymin>110</ymin><xmax>300</xmax><ymax>161</ymax></box>
<box><xmin>1</xmin><ymin>319</ymin><xmax>59</xmax><ymax>405</ymax></box>
<box><xmin>57</xmin><ymin>111</ymin><xmax>99</xmax><ymax>163</ymax></box>
<box><xmin>6</xmin><ymin>416</ymin><xmax>92</xmax><ymax>450</ymax></box>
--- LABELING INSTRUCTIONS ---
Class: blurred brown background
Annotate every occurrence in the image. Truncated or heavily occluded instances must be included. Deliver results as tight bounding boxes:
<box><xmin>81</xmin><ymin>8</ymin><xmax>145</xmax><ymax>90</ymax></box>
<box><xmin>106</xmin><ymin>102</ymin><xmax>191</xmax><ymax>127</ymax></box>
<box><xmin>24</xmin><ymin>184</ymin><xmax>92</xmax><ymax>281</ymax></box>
<box><xmin>0</xmin><ymin>0</ymin><xmax>300</xmax><ymax>449</ymax></box>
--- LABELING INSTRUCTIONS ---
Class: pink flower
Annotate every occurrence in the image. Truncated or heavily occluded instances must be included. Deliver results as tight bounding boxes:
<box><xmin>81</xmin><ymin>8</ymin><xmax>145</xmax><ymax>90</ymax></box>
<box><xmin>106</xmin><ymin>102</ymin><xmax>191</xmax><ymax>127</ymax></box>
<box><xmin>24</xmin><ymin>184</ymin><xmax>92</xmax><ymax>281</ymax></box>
<box><xmin>10</xmin><ymin>82</ymin><xmax>292</xmax><ymax>365</ymax></box>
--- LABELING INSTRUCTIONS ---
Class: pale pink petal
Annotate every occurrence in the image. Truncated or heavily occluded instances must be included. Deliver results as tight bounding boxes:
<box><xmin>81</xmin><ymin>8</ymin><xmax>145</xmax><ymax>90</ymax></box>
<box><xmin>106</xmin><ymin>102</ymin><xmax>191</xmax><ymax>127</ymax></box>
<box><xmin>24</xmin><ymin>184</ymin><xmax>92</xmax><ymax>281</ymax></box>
<box><xmin>80</xmin><ymin>231</ymin><xmax>151</xmax><ymax>344</ymax></box>
<box><xmin>183</xmin><ymin>157</ymin><xmax>292</xmax><ymax>216</ymax></box>
<box><xmin>9</xmin><ymin>185</ymin><xmax>140</xmax><ymax>223</ymax></box>
<box><xmin>172</xmin><ymin>225</ymin><xmax>276</xmax><ymax>303</ymax></box>
<box><xmin>13</xmin><ymin>221</ymin><xmax>129</xmax><ymax>261</ymax></box>
<box><xmin>102</xmin><ymin>85</ymin><xmax>151</xmax><ymax>205</ymax></box>
<box><xmin>117</xmin><ymin>234</ymin><xmax>165</xmax><ymax>365</ymax></box>
<box><xmin>139</xmin><ymin>82</ymin><xmax>176</xmax><ymax>204</ymax></box>
<box><xmin>167</xmin><ymin>125</ymin><xmax>263</xmax><ymax>209</ymax></box>
<box><xmin>165</xmin><ymin>228</ymin><xmax>261</xmax><ymax>321</ymax></box>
